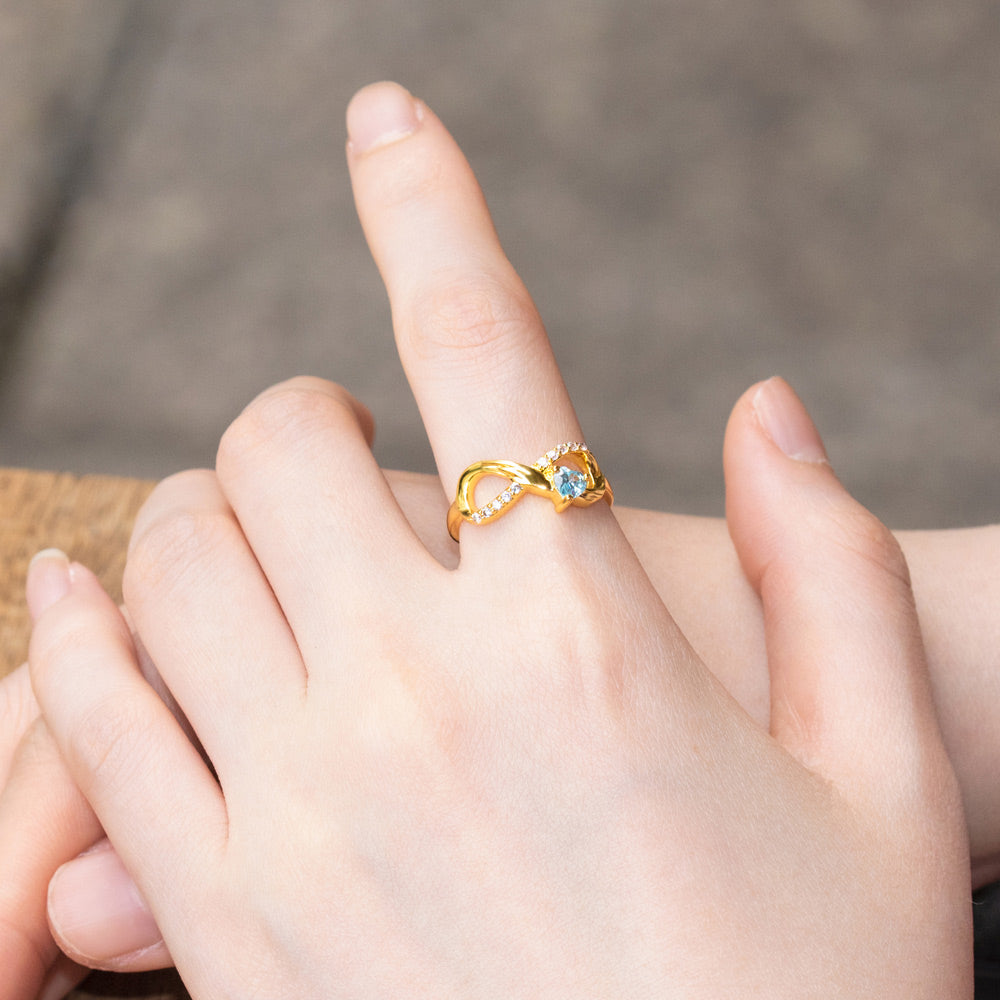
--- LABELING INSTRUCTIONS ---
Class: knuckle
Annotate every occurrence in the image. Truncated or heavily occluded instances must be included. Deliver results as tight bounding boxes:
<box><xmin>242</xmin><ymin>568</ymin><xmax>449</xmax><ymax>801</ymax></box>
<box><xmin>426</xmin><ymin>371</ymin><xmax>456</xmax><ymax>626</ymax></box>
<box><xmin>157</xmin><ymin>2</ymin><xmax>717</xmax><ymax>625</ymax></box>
<box><xmin>127</xmin><ymin>469</ymin><xmax>218</xmax><ymax>554</ymax></box>
<box><xmin>824</xmin><ymin>499</ymin><xmax>911</xmax><ymax>591</ymax></box>
<box><xmin>758</xmin><ymin>495</ymin><xmax>915</xmax><ymax>611</ymax></box>
<box><xmin>29</xmin><ymin>601</ymin><xmax>129</xmax><ymax>704</ymax></box>
<box><xmin>69</xmin><ymin>693</ymin><xmax>149</xmax><ymax>794</ymax></box>
<box><xmin>29</xmin><ymin>603</ymin><xmax>97</xmax><ymax>687</ymax></box>
<box><xmin>150</xmin><ymin>467</ymin><xmax>218</xmax><ymax>504</ymax></box>
<box><xmin>125</xmin><ymin>505</ymin><xmax>237</xmax><ymax>603</ymax></box>
<box><xmin>404</xmin><ymin>271</ymin><xmax>541</xmax><ymax>364</ymax></box>
<box><xmin>217</xmin><ymin>379</ymin><xmax>359</xmax><ymax>474</ymax></box>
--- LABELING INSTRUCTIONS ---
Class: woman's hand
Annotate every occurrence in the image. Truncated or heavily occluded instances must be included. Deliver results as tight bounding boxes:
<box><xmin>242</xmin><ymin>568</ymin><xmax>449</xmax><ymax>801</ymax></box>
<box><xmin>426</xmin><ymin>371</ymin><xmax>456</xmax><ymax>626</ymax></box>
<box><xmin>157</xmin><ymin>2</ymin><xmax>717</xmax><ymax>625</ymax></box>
<box><xmin>14</xmin><ymin>477</ymin><xmax>999</xmax><ymax>988</ymax></box>
<box><xmin>0</xmin><ymin>553</ymin><xmax>178</xmax><ymax>1000</ymax></box>
<box><xmin>0</xmin><ymin>558</ymin><xmax>103</xmax><ymax>1000</ymax></box>
<box><xmin>12</xmin><ymin>480</ymin><xmax>1000</xmax><ymax>993</ymax></box>
<box><xmin>26</xmin><ymin>83</ymin><xmax>972</xmax><ymax>997</ymax></box>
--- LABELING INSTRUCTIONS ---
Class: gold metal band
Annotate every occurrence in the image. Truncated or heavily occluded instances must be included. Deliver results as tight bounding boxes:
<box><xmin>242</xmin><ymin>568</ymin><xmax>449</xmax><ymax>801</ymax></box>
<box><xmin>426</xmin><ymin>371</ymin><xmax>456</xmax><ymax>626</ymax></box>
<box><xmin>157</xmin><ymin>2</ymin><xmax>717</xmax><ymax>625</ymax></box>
<box><xmin>447</xmin><ymin>442</ymin><xmax>613</xmax><ymax>541</ymax></box>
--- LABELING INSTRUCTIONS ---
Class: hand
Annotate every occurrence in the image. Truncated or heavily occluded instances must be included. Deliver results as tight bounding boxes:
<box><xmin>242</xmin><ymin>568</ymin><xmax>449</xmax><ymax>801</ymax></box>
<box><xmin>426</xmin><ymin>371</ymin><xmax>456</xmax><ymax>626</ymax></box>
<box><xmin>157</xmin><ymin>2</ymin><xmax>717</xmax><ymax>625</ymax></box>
<box><xmin>14</xmin><ymin>479</ymin><xmax>1000</xmax><ymax>985</ymax></box>
<box><xmin>12</xmin><ymin>482</ymin><xmax>1000</xmax><ymax>990</ymax></box>
<box><xmin>0</xmin><ymin>552</ymin><xmax>174</xmax><ymax>1000</ymax></box>
<box><xmin>0</xmin><ymin>675</ymin><xmax>90</xmax><ymax>1000</ymax></box>
<box><xmin>27</xmin><ymin>83</ymin><xmax>971</xmax><ymax>997</ymax></box>
<box><xmin>0</xmin><ymin>556</ymin><xmax>101</xmax><ymax>1000</ymax></box>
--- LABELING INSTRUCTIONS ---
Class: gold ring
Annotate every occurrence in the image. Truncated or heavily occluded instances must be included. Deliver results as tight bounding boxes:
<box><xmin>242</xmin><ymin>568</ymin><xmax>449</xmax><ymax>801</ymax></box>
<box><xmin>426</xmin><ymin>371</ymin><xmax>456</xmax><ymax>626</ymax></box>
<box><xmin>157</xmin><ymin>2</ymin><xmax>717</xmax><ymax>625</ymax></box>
<box><xmin>447</xmin><ymin>442</ymin><xmax>613</xmax><ymax>541</ymax></box>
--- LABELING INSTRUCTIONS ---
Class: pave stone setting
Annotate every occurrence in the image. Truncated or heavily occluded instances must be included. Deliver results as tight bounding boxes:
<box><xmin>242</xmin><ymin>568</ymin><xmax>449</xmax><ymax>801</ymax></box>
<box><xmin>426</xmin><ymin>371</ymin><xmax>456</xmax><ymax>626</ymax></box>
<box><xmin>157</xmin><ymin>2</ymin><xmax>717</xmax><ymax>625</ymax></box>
<box><xmin>470</xmin><ymin>481</ymin><xmax>523</xmax><ymax>523</ymax></box>
<box><xmin>535</xmin><ymin>442</ymin><xmax>588</xmax><ymax>469</ymax></box>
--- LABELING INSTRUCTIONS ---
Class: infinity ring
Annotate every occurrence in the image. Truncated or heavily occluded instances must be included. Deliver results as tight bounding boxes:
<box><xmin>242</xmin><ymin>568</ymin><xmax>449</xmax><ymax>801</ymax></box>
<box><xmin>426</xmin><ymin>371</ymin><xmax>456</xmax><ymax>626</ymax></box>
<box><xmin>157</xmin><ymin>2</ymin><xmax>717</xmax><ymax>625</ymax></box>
<box><xmin>447</xmin><ymin>442</ymin><xmax>613</xmax><ymax>541</ymax></box>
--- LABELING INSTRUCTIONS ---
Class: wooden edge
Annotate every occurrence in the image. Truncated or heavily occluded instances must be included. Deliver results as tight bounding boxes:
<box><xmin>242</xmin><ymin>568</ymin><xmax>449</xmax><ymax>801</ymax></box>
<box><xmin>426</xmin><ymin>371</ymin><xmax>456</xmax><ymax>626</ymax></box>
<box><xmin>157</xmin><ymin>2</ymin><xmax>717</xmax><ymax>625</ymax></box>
<box><xmin>0</xmin><ymin>468</ymin><xmax>154</xmax><ymax>679</ymax></box>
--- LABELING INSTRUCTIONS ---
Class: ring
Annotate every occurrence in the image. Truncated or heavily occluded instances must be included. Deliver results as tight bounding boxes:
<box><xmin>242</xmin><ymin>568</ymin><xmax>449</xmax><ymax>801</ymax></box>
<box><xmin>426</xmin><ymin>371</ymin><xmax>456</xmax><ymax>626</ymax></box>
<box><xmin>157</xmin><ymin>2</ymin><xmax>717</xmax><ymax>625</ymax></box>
<box><xmin>447</xmin><ymin>442</ymin><xmax>613</xmax><ymax>541</ymax></box>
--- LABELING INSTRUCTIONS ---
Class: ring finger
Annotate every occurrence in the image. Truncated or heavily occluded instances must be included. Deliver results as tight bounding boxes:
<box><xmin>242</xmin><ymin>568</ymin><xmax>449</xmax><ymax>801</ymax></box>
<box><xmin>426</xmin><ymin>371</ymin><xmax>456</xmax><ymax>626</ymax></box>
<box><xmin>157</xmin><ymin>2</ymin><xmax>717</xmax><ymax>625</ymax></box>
<box><xmin>124</xmin><ymin>468</ymin><xmax>304</xmax><ymax>786</ymax></box>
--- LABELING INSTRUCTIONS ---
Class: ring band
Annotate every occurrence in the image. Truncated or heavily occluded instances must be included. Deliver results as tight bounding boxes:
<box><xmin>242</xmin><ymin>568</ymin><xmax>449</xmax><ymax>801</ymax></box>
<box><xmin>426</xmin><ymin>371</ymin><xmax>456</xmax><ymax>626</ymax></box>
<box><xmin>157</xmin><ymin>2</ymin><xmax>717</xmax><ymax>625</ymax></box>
<box><xmin>447</xmin><ymin>442</ymin><xmax>613</xmax><ymax>541</ymax></box>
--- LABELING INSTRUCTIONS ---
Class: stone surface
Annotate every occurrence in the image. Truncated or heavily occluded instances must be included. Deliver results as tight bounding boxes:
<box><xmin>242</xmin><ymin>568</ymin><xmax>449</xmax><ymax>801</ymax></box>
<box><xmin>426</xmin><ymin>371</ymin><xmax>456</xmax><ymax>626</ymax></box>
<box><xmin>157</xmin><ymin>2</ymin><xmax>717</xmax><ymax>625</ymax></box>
<box><xmin>554</xmin><ymin>466</ymin><xmax>587</xmax><ymax>499</ymax></box>
<box><xmin>1</xmin><ymin>1</ymin><xmax>999</xmax><ymax>528</ymax></box>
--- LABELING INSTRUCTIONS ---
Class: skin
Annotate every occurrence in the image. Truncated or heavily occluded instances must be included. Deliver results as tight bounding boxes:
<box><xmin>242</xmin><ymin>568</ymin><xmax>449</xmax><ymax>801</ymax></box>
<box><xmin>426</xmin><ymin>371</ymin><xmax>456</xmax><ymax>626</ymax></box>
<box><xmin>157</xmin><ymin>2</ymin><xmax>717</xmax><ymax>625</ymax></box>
<box><xmin>3</xmin><ymin>492</ymin><xmax>999</xmax><ymax>996</ymax></box>
<box><xmin>19</xmin><ymin>82</ymin><xmax>974</xmax><ymax>998</ymax></box>
<box><xmin>0</xmin><ymin>80</ymin><xmax>988</xmax><ymax>994</ymax></box>
<box><xmin>26</xmin><ymin>373</ymin><xmax>974</xmax><ymax>998</ymax></box>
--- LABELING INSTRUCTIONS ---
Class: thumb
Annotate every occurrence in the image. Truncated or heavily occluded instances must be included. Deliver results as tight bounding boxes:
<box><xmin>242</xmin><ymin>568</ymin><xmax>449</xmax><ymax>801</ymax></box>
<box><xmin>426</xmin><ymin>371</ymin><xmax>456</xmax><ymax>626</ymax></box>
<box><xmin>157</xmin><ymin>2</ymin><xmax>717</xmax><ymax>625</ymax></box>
<box><xmin>724</xmin><ymin>377</ymin><xmax>949</xmax><ymax>800</ymax></box>
<box><xmin>47</xmin><ymin>839</ymin><xmax>169</xmax><ymax>972</ymax></box>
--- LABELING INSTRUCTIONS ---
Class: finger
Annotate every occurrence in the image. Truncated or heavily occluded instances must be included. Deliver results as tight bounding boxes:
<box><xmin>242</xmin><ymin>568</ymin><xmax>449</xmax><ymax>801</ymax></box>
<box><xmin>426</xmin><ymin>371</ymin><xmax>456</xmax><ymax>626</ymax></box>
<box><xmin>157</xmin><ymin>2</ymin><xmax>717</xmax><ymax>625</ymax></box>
<box><xmin>124</xmin><ymin>468</ymin><xmax>306</xmax><ymax>784</ymax></box>
<box><xmin>48</xmin><ymin>840</ymin><xmax>170</xmax><ymax>972</ymax></box>
<box><xmin>0</xmin><ymin>663</ymin><xmax>37</xmax><ymax>788</ymax></box>
<box><xmin>0</xmin><ymin>552</ymin><xmax>101</xmax><ymax>1000</ymax></box>
<box><xmin>0</xmin><ymin>719</ymin><xmax>100</xmax><ymax>1000</ymax></box>
<box><xmin>35</xmin><ymin>954</ymin><xmax>89</xmax><ymax>1000</ymax></box>
<box><xmin>347</xmin><ymin>83</ymin><xmax>614</xmax><ymax>546</ymax></box>
<box><xmin>724</xmin><ymin>378</ymin><xmax>955</xmax><ymax>800</ymax></box>
<box><xmin>384</xmin><ymin>469</ymin><xmax>458</xmax><ymax>569</ymax></box>
<box><xmin>29</xmin><ymin>561</ymin><xmax>224</xmax><ymax>931</ymax></box>
<box><xmin>23</xmin><ymin>554</ymin><xmax>174</xmax><ymax>978</ymax></box>
<box><xmin>0</xmin><ymin>548</ymin><xmax>77</xmax><ymax>782</ymax></box>
<box><xmin>214</xmin><ymin>378</ymin><xmax>430</xmax><ymax>665</ymax></box>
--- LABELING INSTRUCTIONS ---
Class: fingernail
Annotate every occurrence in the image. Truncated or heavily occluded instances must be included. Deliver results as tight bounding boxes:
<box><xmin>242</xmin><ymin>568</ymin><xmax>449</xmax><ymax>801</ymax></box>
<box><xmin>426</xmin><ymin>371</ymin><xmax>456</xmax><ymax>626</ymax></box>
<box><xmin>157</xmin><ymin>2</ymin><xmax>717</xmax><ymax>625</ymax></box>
<box><xmin>26</xmin><ymin>549</ymin><xmax>71</xmax><ymax>621</ymax></box>
<box><xmin>48</xmin><ymin>844</ymin><xmax>162</xmax><ymax>965</ymax></box>
<box><xmin>752</xmin><ymin>377</ymin><xmax>829</xmax><ymax>464</ymax></box>
<box><xmin>347</xmin><ymin>81</ymin><xmax>423</xmax><ymax>155</ymax></box>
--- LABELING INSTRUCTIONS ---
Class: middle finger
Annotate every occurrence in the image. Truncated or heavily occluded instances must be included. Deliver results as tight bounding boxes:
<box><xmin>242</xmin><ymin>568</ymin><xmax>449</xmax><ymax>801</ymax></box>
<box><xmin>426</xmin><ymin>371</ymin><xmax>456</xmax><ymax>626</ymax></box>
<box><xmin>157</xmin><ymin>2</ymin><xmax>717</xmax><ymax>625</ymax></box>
<box><xmin>347</xmin><ymin>82</ymin><xmax>618</xmax><ymax>553</ymax></box>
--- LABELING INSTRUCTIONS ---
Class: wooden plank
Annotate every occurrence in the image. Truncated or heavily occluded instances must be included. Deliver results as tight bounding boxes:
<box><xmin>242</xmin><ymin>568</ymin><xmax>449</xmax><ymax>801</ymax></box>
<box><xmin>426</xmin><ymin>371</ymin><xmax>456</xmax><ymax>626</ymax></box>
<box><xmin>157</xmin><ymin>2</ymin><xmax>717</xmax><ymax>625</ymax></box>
<box><xmin>0</xmin><ymin>468</ymin><xmax>153</xmax><ymax>677</ymax></box>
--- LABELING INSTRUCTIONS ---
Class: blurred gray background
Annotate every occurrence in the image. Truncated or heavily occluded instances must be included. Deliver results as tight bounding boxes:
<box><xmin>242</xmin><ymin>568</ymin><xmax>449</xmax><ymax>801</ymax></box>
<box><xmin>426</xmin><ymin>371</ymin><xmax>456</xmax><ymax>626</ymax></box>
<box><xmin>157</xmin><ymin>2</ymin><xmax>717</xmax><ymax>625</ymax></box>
<box><xmin>1</xmin><ymin>0</ymin><xmax>998</xmax><ymax>528</ymax></box>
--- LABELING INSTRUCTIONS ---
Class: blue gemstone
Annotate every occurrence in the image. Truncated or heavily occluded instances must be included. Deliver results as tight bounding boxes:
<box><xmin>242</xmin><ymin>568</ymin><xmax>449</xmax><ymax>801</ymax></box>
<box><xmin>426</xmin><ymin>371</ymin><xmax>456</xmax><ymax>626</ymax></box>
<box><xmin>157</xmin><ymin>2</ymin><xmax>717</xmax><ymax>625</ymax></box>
<box><xmin>553</xmin><ymin>466</ymin><xmax>587</xmax><ymax>499</ymax></box>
